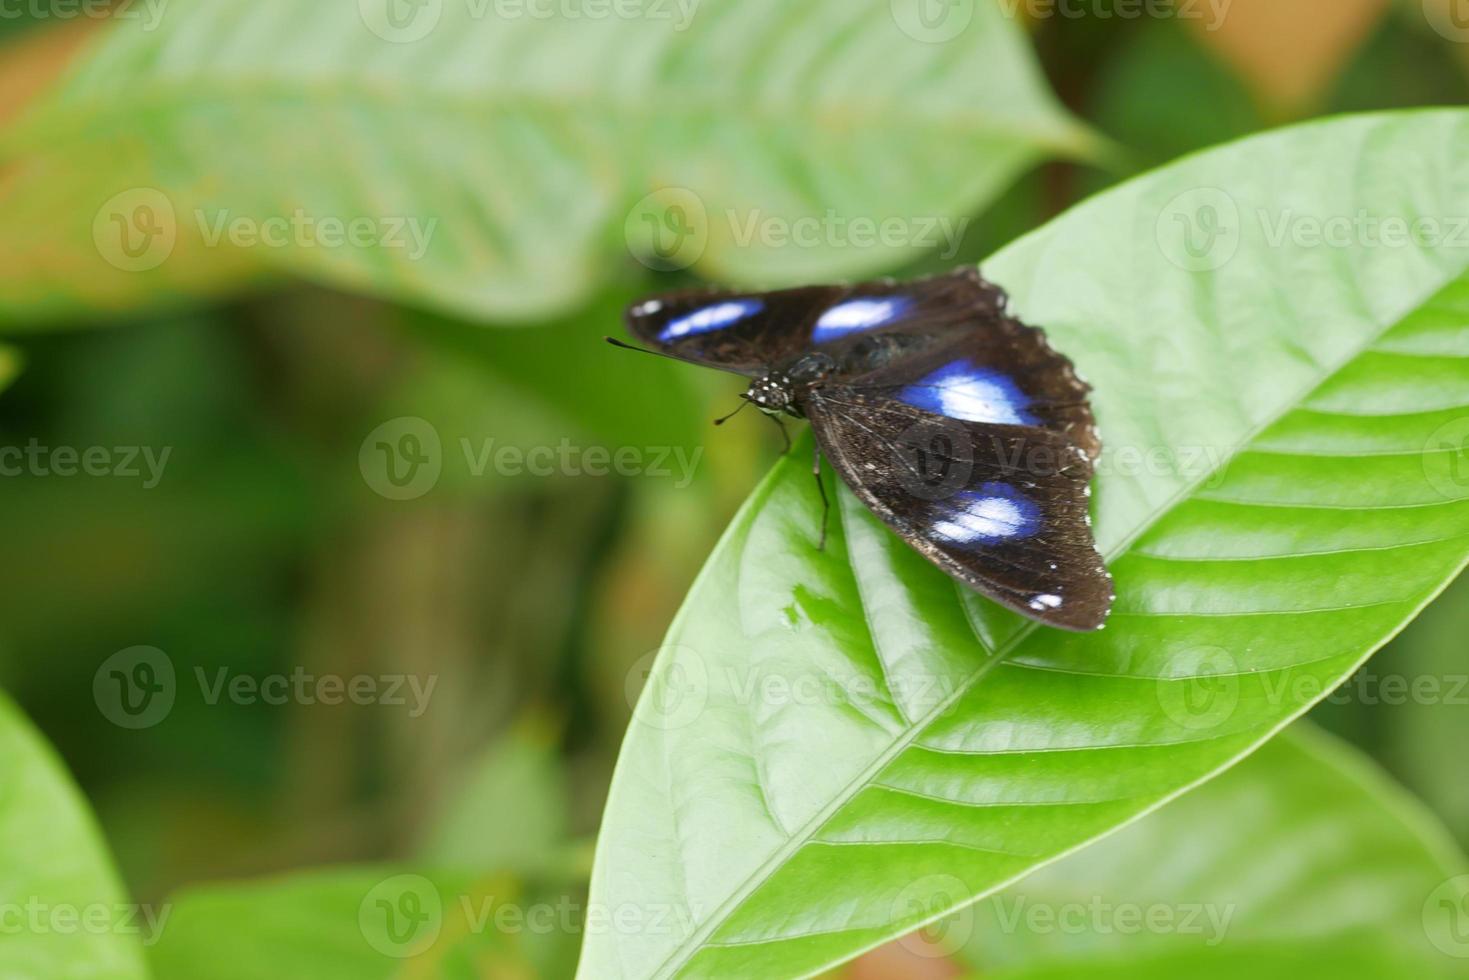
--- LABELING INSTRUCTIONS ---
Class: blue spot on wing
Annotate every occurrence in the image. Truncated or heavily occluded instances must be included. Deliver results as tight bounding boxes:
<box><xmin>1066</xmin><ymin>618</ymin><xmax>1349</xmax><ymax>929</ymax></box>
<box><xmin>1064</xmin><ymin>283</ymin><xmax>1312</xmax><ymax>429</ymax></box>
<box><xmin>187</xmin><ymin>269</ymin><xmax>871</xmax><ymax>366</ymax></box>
<box><xmin>811</xmin><ymin>297</ymin><xmax>912</xmax><ymax>343</ymax></box>
<box><xmin>899</xmin><ymin>359</ymin><xmax>1038</xmax><ymax>426</ymax></box>
<box><xmin>658</xmin><ymin>299</ymin><xmax>763</xmax><ymax>342</ymax></box>
<box><xmin>931</xmin><ymin>483</ymin><xmax>1040</xmax><ymax>546</ymax></box>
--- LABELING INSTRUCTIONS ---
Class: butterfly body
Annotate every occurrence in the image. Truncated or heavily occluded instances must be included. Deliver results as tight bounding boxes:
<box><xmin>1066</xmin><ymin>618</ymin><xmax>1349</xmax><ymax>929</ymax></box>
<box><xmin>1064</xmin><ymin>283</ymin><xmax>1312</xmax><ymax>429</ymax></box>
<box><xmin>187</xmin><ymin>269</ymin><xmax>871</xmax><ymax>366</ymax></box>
<box><xmin>624</xmin><ymin>267</ymin><xmax>1115</xmax><ymax>632</ymax></box>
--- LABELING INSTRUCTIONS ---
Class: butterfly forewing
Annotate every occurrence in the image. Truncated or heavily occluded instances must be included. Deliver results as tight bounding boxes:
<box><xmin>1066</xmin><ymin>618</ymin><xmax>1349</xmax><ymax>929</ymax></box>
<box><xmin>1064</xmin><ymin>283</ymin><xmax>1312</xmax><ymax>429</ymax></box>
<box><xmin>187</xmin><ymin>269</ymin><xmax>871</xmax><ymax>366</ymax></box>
<box><xmin>625</xmin><ymin>283</ymin><xmax>845</xmax><ymax>375</ymax></box>
<box><xmin>626</xmin><ymin>268</ymin><xmax>1010</xmax><ymax>376</ymax></box>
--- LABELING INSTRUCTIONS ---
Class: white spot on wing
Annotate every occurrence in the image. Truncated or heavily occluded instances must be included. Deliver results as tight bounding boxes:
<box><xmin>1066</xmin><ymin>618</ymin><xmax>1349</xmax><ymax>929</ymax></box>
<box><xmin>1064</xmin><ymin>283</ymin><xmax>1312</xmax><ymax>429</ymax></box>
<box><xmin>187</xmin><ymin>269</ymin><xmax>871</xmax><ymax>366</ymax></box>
<box><xmin>811</xmin><ymin>297</ymin><xmax>910</xmax><ymax>341</ymax></box>
<box><xmin>934</xmin><ymin>496</ymin><xmax>1026</xmax><ymax>543</ymax></box>
<box><xmin>658</xmin><ymin>299</ymin><xmax>762</xmax><ymax>342</ymax></box>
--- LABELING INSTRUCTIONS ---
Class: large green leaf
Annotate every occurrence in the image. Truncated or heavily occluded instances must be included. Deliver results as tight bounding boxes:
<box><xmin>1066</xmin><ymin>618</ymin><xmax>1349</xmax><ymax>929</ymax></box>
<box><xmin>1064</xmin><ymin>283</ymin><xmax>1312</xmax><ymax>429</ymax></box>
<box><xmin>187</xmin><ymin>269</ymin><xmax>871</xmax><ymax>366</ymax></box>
<box><xmin>581</xmin><ymin>109</ymin><xmax>1469</xmax><ymax>978</ymax></box>
<box><xmin>0</xmin><ymin>695</ymin><xmax>149</xmax><ymax>980</ymax></box>
<box><xmin>960</xmin><ymin>726</ymin><xmax>1469</xmax><ymax>977</ymax></box>
<box><xmin>0</xmin><ymin>0</ymin><xmax>1091</xmax><ymax>325</ymax></box>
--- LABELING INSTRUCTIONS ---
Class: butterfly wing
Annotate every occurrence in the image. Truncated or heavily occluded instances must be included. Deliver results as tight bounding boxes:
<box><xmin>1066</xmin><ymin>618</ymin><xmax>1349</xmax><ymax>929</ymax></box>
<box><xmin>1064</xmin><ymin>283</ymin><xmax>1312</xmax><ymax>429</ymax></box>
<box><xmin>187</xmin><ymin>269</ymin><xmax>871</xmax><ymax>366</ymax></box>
<box><xmin>625</xmin><ymin>283</ymin><xmax>846</xmax><ymax>376</ymax></box>
<box><xmin>807</xmin><ymin>389</ymin><xmax>1113</xmax><ymax>631</ymax></box>
<box><xmin>624</xmin><ymin>267</ymin><xmax>1015</xmax><ymax>377</ymax></box>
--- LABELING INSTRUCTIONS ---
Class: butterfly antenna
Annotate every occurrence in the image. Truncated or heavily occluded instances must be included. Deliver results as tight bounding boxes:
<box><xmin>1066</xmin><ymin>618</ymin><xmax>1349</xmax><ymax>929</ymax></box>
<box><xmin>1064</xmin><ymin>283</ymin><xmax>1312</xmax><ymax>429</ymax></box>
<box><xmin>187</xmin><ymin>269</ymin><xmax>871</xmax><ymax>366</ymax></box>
<box><xmin>603</xmin><ymin>336</ymin><xmax>685</xmax><ymax>363</ymax></box>
<box><xmin>713</xmin><ymin>400</ymin><xmax>752</xmax><ymax>426</ymax></box>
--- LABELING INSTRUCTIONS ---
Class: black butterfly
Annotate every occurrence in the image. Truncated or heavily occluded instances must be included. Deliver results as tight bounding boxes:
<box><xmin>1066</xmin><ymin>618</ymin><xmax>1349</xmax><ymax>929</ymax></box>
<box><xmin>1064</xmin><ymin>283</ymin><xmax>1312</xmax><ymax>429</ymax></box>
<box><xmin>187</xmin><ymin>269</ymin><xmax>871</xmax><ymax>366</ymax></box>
<box><xmin>615</xmin><ymin>267</ymin><xmax>1114</xmax><ymax>632</ymax></box>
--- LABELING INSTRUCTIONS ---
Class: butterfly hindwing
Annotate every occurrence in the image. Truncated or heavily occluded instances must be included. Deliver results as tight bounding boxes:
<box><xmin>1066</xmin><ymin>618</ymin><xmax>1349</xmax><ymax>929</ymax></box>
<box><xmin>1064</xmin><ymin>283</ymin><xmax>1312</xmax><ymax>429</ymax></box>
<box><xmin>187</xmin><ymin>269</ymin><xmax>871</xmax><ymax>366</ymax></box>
<box><xmin>806</xmin><ymin>388</ymin><xmax>1113</xmax><ymax>632</ymax></box>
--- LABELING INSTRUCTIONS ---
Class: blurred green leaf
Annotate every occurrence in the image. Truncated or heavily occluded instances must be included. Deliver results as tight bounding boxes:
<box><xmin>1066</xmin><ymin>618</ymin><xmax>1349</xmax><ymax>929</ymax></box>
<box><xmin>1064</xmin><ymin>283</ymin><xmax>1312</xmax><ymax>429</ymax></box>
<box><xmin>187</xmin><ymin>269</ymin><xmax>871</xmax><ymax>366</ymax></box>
<box><xmin>418</xmin><ymin>721</ymin><xmax>570</xmax><ymax>877</ymax></box>
<box><xmin>0</xmin><ymin>695</ymin><xmax>149</xmax><ymax>980</ymax></box>
<box><xmin>150</xmin><ymin>867</ymin><xmax>580</xmax><ymax>980</ymax></box>
<box><xmin>1332</xmin><ymin>13</ymin><xmax>1469</xmax><ymax>114</ymax></box>
<box><xmin>0</xmin><ymin>344</ymin><xmax>18</xmax><ymax>391</ymax></box>
<box><xmin>397</xmin><ymin>286</ymin><xmax>713</xmax><ymax>455</ymax></box>
<box><xmin>2</xmin><ymin>0</ymin><xmax>1094</xmax><ymax>325</ymax></box>
<box><xmin>960</xmin><ymin>726</ymin><xmax>1467</xmax><ymax>978</ymax></box>
<box><xmin>1085</xmin><ymin>21</ymin><xmax>1260</xmax><ymax>180</ymax></box>
<box><xmin>1375</xmin><ymin>570</ymin><xmax>1469</xmax><ymax>848</ymax></box>
<box><xmin>582</xmin><ymin>110</ymin><xmax>1469</xmax><ymax>978</ymax></box>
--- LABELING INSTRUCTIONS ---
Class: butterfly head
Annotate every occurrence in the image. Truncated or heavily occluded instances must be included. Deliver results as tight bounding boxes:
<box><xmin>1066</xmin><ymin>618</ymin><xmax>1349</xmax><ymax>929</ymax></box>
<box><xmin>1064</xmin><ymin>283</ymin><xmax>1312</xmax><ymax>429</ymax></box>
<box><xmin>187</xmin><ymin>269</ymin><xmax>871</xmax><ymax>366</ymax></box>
<box><xmin>743</xmin><ymin>373</ymin><xmax>795</xmax><ymax>416</ymax></box>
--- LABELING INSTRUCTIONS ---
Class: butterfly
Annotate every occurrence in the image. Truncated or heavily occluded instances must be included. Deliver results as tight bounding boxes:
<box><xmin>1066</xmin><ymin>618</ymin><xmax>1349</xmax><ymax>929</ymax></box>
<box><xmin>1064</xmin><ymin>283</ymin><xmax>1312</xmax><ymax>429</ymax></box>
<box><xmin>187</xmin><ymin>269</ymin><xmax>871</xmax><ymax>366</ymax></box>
<box><xmin>613</xmin><ymin>266</ymin><xmax>1114</xmax><ymax>632</ymax></box>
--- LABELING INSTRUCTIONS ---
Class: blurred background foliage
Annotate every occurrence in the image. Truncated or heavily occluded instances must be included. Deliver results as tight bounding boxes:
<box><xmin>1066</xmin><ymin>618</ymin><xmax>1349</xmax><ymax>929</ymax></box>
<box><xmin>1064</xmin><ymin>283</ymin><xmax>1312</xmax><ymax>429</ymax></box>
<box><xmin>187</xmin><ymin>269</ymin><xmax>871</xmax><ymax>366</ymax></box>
<box><xmin>1</xmin><ymin>0</ymin><xmax>1468</xmax><ymax>976</ymax></box>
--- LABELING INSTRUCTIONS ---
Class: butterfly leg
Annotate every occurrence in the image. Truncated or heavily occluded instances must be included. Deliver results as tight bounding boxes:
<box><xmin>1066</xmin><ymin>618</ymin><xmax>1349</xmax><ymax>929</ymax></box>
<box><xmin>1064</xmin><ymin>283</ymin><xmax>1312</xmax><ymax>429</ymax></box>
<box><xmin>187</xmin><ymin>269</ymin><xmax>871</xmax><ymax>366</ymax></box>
<box><xmin>813</xmin><ymin>442</ymin><xmax>829</xmax><ymax>551</ymax></box>
<box><xmin>768</xmin><ymin>413</ymin><xmax>793</xmax><ymax>454</ymax></box>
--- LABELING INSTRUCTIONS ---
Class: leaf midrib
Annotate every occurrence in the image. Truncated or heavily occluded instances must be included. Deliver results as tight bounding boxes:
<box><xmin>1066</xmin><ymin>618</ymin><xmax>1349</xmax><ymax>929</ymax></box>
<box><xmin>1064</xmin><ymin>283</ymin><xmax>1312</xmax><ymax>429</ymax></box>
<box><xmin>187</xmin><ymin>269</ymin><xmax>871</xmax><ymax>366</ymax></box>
<box><xmin>649</xmin><ymin>262</ymin><xmax>1469</xmax><ymax>978</ymax></box>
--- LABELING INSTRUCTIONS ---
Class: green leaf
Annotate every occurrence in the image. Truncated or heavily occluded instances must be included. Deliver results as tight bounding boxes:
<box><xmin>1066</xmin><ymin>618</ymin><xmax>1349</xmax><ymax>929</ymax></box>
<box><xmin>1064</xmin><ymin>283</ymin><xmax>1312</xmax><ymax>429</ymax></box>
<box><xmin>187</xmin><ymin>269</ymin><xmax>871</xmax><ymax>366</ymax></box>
<box><xmin>417</xmin><ymin>721</ymin><xmax>571</xmax><ymax>877</ymax></box>
<box><xmin>581</xmin><ymin>109</ymin><xmax>1469</xmax><ymax>979</ymax></box>
<box><xmin>1</xmin><ymin>0</ymin><xmax>1092</xmax><ymax>324</ymax></box>
<box><xmin>958</xmin><ymin>726</ymin><xmax>1468</xmax><ymax>978</ymax></box>
<box><xmin>0</xmin><ymin>694</ymin><xmax>149</xmax><ymax>980</ymax></box>
<box><xmin>1374</xmin><ymin>570</ymin><xmax>1469</xmax><ymax>848</ymax></box>
<box><xmin>149</xmin><ymin>868</ymin><xmax>580</xmax><ymax>980</ymax></box>
<box><xmin>0</xmin><ymin>344</ymin><xmax>19</xmax><ymax>391</ymax></box>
